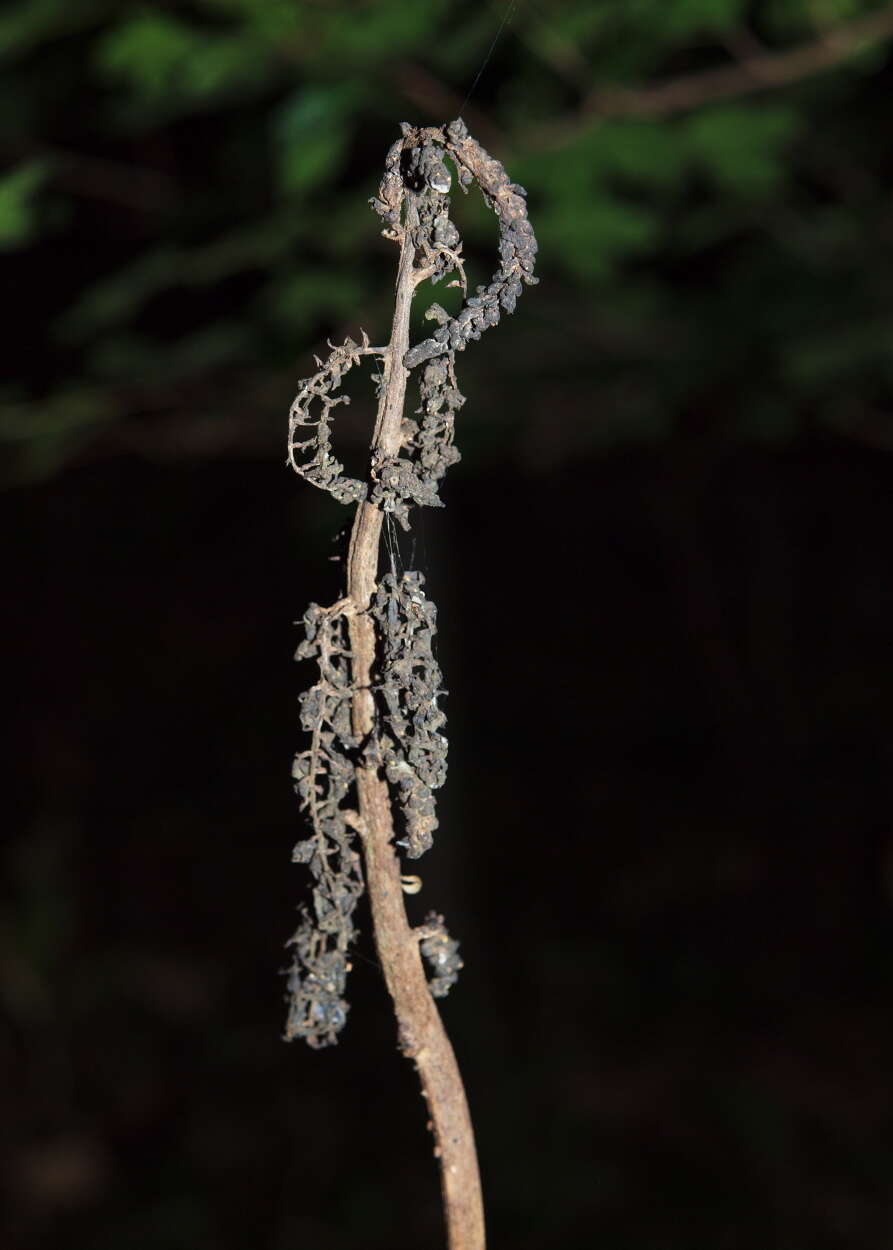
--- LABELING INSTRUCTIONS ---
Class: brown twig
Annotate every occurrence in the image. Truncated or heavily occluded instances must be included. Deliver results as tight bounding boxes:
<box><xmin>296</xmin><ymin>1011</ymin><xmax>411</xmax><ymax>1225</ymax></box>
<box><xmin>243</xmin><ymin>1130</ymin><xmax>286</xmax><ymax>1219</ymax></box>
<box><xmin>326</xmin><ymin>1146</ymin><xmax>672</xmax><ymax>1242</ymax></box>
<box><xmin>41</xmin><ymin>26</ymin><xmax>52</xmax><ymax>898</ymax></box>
<box><xmin>342</xmin><ymin>195</ymin><xmax>485</xmax><ymax>1250</ymax></box>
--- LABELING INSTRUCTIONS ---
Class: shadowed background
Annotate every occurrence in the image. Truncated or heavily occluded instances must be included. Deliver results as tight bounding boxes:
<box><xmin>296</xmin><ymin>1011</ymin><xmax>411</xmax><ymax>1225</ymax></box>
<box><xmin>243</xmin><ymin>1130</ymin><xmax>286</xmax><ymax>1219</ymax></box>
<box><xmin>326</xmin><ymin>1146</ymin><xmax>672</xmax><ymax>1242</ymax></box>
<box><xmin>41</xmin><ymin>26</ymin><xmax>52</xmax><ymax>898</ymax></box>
<box><xmin>4</xmin><ymin>1</ymin><xmax>893</xmax><ymax>1247</ymax></box>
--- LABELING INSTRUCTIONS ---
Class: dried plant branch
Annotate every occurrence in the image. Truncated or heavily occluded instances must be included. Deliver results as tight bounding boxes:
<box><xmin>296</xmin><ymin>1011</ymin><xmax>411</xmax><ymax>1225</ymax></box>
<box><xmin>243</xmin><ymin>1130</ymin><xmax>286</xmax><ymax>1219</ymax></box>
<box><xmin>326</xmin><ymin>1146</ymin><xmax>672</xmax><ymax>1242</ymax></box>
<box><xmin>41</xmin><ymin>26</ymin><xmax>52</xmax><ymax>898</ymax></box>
<box><xmin>283</xmin><ymin>120</ymin><xmax>537</xmax><ymax>1250</ymax></box>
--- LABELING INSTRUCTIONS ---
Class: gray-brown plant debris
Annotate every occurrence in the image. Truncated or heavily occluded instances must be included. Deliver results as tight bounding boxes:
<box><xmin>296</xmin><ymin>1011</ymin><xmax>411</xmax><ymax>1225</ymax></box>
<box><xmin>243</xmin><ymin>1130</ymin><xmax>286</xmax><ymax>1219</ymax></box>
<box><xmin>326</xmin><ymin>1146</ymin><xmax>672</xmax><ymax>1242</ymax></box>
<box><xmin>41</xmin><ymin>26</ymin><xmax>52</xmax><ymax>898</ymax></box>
<box><xmin>287</xmin><ymin>334</ymin><xmax>378</xmax><ymax>505</ymax></box>
<box><xmin>403</xmin><ymin>118</ymin><xmax>539</xmax><ymax>370</ymax></box>
<box><xmin>418</xmin><ymin>914</ymin><xmax>463</xmax><ymax>999</ymax></box>
<box><xmin>285</xmin><ymin>120</ymin><xmax>537</xmax><ymax>1046</ymax></box>
<box><xmin>371</xmin><ymin>571</ymin><xmax>447</xmax><ymax>859</ymax></box>
<box><xmin>370</xmin><ymin>355</ymin><xmax>464</xmax><ymax>530</ymax></box>
<box><xmin>285</xmin><ymin>604</ymin><xmax>363</xmax><ymax>1047</ymax></box>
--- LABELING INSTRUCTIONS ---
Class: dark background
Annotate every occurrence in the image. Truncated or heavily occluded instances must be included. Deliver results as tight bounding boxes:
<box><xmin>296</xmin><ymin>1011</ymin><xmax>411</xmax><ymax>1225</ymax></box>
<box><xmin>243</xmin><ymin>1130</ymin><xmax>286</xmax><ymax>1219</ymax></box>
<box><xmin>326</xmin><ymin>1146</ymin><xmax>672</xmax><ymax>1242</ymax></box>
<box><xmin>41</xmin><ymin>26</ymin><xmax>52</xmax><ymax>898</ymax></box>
<box><xmin>4</xmin><ymin>2</ymin><xmax>893</xmax><ymax>1247</ymax></box>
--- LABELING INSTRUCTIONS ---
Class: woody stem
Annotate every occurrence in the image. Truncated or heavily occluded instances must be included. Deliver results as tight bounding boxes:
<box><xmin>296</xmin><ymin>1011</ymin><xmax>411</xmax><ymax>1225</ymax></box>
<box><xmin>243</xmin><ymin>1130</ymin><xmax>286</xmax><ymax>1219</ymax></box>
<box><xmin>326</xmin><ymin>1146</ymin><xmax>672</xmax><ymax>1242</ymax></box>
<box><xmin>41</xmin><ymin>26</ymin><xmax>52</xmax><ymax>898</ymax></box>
<box><xmin>344</xmin><ymin>197</ymin><xmax>486</xmax><ymax>1250</ymax></box>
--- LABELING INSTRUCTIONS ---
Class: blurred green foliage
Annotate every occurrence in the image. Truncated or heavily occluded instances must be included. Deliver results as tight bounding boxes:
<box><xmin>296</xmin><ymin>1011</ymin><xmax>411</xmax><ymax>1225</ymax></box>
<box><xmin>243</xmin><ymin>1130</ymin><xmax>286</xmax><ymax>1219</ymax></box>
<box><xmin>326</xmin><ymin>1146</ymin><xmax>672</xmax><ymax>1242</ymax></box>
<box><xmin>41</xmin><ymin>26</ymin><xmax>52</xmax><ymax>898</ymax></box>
<box><xmin>0</xmin><ymin>159</ymin><xmax>49</xmax><ymax>247</ymax></box>
<box><xmin>2</xmin><ymin>0</ymin><xmax>893</xmax><ymax>480</ymax></box>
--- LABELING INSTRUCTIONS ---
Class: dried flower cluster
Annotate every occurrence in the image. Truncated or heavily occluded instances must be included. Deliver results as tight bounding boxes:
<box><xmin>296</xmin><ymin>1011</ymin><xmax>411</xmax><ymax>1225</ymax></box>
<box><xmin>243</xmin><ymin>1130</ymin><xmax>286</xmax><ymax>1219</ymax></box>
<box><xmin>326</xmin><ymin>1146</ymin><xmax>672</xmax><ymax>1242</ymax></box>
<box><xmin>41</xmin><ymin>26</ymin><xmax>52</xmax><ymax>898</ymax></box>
<box><xmin>284</xmin><ymin>121</ymin><xmax>537</xmax><ymax>1047</ymax></box>
<box><xmin>370</xmin><ymin>354</ymin><xmax>464</xmax><ymax>530</ymax></box>
<box><xmin>285</xmin><ymin>604</ymin><xmax>362</xmax><ymax>1047</ymax></box>
<box><xmin>404</xmin><ymin>118</ymin><xmax>538</xmax><ymax>369</ymax></box>
<box><xmin>372</xmin><ymin>571</ymin><xmax>447</xmax><ymax>859</ymax></box>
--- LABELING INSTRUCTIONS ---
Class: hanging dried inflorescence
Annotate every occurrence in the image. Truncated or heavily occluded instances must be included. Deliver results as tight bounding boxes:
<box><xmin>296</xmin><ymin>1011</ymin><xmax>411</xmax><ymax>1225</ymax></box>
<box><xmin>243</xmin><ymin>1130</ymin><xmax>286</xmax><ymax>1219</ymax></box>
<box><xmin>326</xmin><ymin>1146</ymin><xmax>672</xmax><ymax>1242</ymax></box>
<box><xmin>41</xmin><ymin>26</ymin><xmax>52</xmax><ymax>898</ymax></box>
<box><xmin>371</xmin><ymin>571</ymin><xmax>447</xmax><ymax>860</ymax></box>
<box><xmin>284</xmin><ymin>120</ymin><xmax>537</xmax><ymax>1046</ymax></box>
<box><xmin>403</xmin><ymin>118</ymin><xmax>539</xmax><ymax>368</ymax></box>
<box><xmin>285</xmin><ymin>604</ymin><xmax>363</xmax><ymax>1047</ymax></box>
<box><xmin>369</xmin><ymin>353</ymin><xmax>464</xmax><ymax>531</ymax></box>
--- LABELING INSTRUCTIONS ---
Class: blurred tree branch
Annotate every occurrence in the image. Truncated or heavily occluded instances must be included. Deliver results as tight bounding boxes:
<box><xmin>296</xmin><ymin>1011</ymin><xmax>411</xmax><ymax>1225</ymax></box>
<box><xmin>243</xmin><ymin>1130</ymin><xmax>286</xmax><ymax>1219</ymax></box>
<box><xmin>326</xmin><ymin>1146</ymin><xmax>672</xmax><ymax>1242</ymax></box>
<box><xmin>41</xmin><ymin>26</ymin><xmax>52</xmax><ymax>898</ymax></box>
<box><xmin>395</xmin><ymin>63</ymin><xmax>506</xmax><ymax>150</ymax></box>
<box><xmin>397</xmin><ymin>4</ymin><xmax>893</xmax><ymax>155</ymax></box>
<box><xmin>538</xmin><ymin>2</ymin><xmax>893</xmax><ymax>146</ymax></box>
<box><xmin>49</xmin><ymin>149</ymin><xmax>175</xmax><ymax>212</ymax></box>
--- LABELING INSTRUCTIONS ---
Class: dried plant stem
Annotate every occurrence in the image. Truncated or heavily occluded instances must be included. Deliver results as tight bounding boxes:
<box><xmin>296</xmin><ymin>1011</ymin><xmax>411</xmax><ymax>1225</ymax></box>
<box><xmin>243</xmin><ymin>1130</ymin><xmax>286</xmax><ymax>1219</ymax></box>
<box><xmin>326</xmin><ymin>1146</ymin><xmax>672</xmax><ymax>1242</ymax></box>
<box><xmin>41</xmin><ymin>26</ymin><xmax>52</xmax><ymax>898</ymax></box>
<box><xmin>286</xmin><ymin>119</ymin><xmax>536</xmax><ymax>1247</ymax></box>
<box><xmin>344</xmin><ymin>202</ymin><xmax>485</xmax><ymax>1250</ymax></box>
